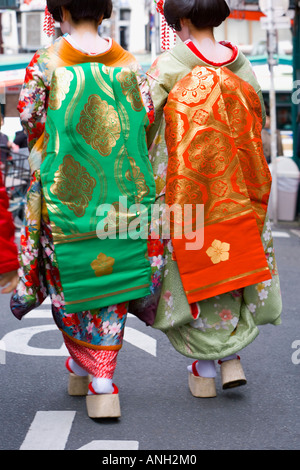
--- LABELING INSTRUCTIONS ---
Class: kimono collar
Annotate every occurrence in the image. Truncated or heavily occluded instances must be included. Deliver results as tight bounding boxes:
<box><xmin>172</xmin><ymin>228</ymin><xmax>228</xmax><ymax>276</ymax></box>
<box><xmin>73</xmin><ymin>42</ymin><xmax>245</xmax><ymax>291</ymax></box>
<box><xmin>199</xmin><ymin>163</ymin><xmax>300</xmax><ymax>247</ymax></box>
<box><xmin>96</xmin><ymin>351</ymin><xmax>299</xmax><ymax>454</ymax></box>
<box><xmin>169</xmin><ymin>40</ymin><xmax>241</xmax><ymax>72</ymax></box>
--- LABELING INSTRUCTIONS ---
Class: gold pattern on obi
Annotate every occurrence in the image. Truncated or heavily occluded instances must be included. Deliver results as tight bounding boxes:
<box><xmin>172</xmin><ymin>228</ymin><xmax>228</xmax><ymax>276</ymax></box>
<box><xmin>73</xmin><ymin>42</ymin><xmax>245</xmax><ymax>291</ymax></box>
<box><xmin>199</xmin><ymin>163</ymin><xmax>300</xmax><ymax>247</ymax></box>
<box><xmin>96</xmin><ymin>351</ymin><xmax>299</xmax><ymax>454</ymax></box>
<box><xmin>172</xmin><ymin>67</ymin><xmax>214</xmax><ymax>104</ymax></box>
<box><xmin>206</xmin><ymin>240</ymin><xmax>230</xmax><ymax>265</ymax></box>
<box><xmin>117</xmin><ymin>69</ymin><xmax>144</xmax><ymax>112</ymax></box>
<box><xmin>188</xmin><ymin>130</ymin><xmax>232</xmax><ymax>176</ymax></box>
<box><xmin>51</xmin><ymin>154</ymin><xmax>96</xmax><ymax>217</ymax></box>
<box><xmin>166</xmin><ymin>177</ymin><xmax>202</xmax><ymax>207</ymax></box>
<box><xmin>76</xmin><ymin>94</ymin><xmax>121</xmax><ymax>156</ymax></box>
<box><xmin>91</xmin><ymin>253</ymin><xmax>115</xmax><ymax>277</ymax></box>
<box><xmin>49</xmin><ymin>68</ymin><xmax>74</xmax><ymax>110</ymax></box>
<box><xmin>192</xmin><ymin>109</ymin><xmax>209</xmax><ymax>126</ymax></box>
<box><xmin>165</xmin><ymin>108</ymin><xmax>185</xmax><ymax>151</ymax></box>
<box><xmin>126</xmin><ymin>157</ymin><xmax>149</xmax><ymax>203</ymax></box>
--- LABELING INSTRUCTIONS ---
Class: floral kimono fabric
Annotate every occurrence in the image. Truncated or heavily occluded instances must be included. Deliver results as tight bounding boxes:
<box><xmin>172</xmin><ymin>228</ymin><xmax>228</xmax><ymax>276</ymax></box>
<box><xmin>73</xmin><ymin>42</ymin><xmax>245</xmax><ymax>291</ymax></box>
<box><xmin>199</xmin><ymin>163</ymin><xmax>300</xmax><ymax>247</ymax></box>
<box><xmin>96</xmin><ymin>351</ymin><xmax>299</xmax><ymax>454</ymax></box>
<box><xmin>40</xmin><ymin>63</ymin><xmax>155</xmax><ymax>314</ymax></box>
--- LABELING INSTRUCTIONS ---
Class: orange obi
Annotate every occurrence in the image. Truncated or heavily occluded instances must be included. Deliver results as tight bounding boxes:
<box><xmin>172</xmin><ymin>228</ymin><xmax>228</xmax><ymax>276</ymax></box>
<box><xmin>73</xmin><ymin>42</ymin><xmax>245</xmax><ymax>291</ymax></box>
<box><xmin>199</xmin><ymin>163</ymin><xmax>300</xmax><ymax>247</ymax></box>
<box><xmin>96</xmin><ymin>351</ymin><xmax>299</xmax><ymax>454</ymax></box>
<box><xmin>164</xmin><ymin>65</ymin><xmax>272</xmax><ymax>304</ymax></box>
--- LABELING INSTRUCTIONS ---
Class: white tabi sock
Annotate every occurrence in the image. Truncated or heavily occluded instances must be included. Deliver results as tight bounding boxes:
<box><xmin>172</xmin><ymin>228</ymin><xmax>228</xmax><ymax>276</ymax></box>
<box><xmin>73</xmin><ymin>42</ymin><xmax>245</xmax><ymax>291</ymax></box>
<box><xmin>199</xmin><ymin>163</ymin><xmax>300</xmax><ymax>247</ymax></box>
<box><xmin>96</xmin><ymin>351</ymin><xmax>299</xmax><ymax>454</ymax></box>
<box><xmin>220</xmin><ymin>354</ymin><xmax>239</xmax><ymax>362</ymax></box>
<box><xmin>69</xmin><ymin>358</ymin><xmax>89</xmax><ymax>376</ymax></box>
<box><xmin>187</xmin><ymin>360</ymin><xmax>217</xmax><ymax>378</ymax></box>
<box><xmin>89</xmin><ymin>377</ymin><xmax>114</xmax><ymax>395</ymax></box>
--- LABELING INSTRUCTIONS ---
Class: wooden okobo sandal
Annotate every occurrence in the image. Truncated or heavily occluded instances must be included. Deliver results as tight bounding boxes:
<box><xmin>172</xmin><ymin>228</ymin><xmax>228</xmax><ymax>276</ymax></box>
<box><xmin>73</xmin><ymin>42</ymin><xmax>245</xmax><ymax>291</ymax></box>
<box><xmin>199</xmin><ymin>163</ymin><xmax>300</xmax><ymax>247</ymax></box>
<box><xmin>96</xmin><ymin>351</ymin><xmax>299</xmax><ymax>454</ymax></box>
<box><xmin>66</xmin><ymin>357</ymin><xmax>90</xmax><ymax>396</ymax></box>
<box><xmin>188</xmin><ymin>361</ymin><xmax>217</xmax><ymax>398</ymax></box>
<box><xmin>218</xmin><ymin>356</ymin><xmax>247</xmax><ymax>390</ymax></box>
<box><xmin>86</xmin><ymin>383</ymin><xmax>121</xmax><ymax>418</ymax></box>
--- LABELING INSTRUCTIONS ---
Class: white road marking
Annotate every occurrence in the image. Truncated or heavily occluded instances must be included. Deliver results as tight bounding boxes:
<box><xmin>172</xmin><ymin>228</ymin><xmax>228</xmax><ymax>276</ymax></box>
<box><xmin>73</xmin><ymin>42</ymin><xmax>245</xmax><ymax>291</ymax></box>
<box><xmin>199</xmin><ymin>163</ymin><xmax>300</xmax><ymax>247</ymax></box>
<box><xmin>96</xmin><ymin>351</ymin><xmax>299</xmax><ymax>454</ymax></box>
<box><xmin>78</xmin><ymin>440</ymin><xmax>139</xmax><ymax>450</ymax></box>
<box><xmin>124</xmin><ymin>326</ymin><xmax>157</xmax><ymax>357</ymax></box>
<box><xmin>290</xmin><ymin>229</ymin><xmax>300</xmax><ymax>238</ymax></box>
<box><xmin>1</xmin><ymin>325</ymin><xmax>68</xmax><ymax>356</ymax></box>
<box><xmin>20</xmin><ymin>411</ymin><xmax>76</xmax><ymax>450</ymax></box>
<box><xmin>272</xmin><ymin>231</ymin><xmax>290</xmax><ymax>238</ymax></box>
<box><xmin>1</xmin><ymin>324</ymin><xmax>157</xmax><ymax>357</ymax></box>
<box><xmin>25</xmin><ymin>309</ymin><xmax>52</xmax><ymax>319</ymax></box>
<box><xmin>0</xmin><ymin>340</ymin><xmax>5</xmax><ymax>365</ymax></box>
<box><xmin>7</xmin><ymin>308</ymin><xmax>146</xmax><ymax>451</ymax></box>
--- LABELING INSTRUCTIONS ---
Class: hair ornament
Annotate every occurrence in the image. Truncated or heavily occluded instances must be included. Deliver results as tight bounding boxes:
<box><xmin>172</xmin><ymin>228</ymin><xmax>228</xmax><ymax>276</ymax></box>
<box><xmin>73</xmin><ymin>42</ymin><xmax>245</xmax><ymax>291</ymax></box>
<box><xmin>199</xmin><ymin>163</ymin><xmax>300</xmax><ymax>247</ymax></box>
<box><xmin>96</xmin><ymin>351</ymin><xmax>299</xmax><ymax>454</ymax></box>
<box><xmin>43</xmin><ymin>5</ymin><xmax>56</xmax><ymax>37</ymax></box>
<box><xmin>154</xmin><ymin>0</ymin><xmax>164</xmax><ymax>15</ymax></box>
<box><xmin>154</xmin><ymin>0</ymin><xmax>177</xmax><ymax>51</ymax></box>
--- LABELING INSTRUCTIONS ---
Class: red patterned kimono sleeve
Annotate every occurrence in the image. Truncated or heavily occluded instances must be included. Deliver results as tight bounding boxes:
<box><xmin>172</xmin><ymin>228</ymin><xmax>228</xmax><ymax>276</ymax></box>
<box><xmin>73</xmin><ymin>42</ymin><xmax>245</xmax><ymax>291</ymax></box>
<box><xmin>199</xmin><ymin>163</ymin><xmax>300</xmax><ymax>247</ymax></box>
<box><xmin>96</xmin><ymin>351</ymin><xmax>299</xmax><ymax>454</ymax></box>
<box><xmin>17</xmin><ymin>51</ymin><xmax>48</xmax><ymax>152</ymax></box>
<box><xmin>0</xmin><ymin>171</ymin><xmax>19</xmax><ymax>275</ymax></box>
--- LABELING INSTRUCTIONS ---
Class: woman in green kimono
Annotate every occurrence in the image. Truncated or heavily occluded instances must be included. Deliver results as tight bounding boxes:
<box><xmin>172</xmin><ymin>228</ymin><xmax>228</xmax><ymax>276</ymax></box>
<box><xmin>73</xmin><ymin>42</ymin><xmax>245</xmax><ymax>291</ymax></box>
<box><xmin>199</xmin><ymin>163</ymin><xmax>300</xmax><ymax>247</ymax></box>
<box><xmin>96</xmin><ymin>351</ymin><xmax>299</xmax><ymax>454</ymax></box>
<box><xmin>142</xmin><ymin>0</ymin><xmax>282</xmax><ymax>397</ymax></box>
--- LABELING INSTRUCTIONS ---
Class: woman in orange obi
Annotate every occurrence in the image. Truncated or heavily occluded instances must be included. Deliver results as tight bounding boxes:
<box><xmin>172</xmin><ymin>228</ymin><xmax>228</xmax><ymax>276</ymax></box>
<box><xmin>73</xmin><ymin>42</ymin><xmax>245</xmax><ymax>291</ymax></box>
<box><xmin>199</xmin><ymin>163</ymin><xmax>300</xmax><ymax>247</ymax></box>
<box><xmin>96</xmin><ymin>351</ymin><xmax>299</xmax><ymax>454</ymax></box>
<box><xmin>143</xmin><ymin>0</ymin><xmax>282</xmax><ymax>397</ymax></box>
<box><xmin>10</xmin><ymin>0</ymin><xmax>155</xmax><ymax>418</ymax></box>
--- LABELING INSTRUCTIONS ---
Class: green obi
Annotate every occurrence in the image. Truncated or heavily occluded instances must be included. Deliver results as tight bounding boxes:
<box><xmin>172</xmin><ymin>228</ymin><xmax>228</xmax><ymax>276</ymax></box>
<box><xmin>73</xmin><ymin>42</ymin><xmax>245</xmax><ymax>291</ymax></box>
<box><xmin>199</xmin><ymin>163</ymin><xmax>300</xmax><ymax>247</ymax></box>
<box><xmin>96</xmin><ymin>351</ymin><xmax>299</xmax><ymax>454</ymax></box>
<box><xmin>40</xmin><ymin>63</ymin><xmax>155</xmax><ymax>313</ymax></box>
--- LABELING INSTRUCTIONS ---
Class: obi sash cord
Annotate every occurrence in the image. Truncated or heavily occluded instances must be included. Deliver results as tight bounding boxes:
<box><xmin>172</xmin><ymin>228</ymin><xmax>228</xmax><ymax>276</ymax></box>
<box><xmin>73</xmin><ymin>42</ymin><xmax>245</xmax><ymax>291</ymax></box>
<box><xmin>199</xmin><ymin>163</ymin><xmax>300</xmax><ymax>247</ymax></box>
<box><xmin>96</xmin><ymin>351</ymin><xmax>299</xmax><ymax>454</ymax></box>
<box><xmin>164</xmin><ymin>65</ymin><xmax>272</xmax><ymax>304</ymax></box>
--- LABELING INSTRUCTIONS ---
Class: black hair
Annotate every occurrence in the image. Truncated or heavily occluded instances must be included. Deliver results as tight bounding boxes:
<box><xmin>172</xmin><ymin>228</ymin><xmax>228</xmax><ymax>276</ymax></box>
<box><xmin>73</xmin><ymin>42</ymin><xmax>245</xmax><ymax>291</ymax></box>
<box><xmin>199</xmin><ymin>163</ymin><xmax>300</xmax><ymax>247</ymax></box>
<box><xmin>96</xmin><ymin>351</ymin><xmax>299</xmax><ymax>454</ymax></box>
<box><xmin>47</xmin><ymin>0</ymin><xmax>113</xmax><ymax>24</ymax></box>
<box><xmin>164</xmin><ymin>0</ymin><xmax>230</xmax><ymax>31</ymax></box>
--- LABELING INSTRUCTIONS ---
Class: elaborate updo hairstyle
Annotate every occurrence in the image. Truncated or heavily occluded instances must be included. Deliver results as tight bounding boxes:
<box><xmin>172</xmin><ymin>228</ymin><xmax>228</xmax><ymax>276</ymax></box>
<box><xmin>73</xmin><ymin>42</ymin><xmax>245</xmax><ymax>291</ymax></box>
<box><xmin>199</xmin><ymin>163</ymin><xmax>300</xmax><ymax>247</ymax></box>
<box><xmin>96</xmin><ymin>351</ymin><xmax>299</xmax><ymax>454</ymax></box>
<box><xmin>47</xmin><ymin>0</ymin><xmax>113</xmax><ymax>23</ymax></box>
<box><xmin>164</xmin><ymin>0</ymin><xmax>230</xmax><ymax>31</ymax></box>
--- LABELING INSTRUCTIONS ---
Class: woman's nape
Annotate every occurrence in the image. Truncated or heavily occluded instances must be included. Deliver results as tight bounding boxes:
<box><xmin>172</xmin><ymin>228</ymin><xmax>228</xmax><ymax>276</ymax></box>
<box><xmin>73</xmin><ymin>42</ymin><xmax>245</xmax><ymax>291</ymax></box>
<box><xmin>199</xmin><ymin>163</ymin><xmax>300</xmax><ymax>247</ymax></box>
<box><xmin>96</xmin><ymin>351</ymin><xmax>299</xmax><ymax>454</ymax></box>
<box><xmin>60</xmin><ymin>6</ymin><xmax>109</xmax><ymax>54</ymax></box>
<box><xmin>178</xmin><ymin>18</ymin><xmax>233</xmax><ymax>64</ymax></box>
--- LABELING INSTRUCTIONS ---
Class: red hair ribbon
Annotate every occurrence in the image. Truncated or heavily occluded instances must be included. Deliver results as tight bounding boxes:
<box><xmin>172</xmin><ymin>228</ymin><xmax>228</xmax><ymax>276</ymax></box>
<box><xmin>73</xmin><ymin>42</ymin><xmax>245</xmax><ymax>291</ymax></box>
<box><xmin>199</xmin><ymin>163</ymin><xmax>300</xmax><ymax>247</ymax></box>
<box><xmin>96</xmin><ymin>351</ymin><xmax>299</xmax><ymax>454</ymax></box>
<box><xmin>154</xmin><ymin>0</ymin><xmax>176</xmax><ymax>51</ymax></box>
<box><xmin>154</xmin><ymin>0</ymin><xmax>164</xmax><ymax>15</ymax></box>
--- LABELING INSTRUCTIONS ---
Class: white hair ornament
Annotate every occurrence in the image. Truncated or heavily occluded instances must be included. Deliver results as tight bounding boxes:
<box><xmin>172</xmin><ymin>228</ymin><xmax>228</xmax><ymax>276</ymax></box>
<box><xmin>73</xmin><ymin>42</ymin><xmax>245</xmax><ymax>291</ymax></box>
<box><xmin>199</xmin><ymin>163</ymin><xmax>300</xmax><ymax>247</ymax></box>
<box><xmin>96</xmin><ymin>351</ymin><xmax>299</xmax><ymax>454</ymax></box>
<box><xmin>43</xmin><ymin>6</ymin><xmax>56</xmax><ymax>37</ymax></box>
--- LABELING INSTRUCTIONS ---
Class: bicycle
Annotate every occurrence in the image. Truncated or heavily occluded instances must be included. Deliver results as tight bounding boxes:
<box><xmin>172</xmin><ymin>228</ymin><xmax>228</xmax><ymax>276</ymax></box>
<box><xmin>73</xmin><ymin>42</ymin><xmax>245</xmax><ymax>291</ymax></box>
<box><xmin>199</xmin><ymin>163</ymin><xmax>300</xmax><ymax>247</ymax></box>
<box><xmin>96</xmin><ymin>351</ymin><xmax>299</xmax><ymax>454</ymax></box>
<box><xmin>0</xmin><ymin>145</ymin><xmax>30</xmax><ymax>229</ymax></box>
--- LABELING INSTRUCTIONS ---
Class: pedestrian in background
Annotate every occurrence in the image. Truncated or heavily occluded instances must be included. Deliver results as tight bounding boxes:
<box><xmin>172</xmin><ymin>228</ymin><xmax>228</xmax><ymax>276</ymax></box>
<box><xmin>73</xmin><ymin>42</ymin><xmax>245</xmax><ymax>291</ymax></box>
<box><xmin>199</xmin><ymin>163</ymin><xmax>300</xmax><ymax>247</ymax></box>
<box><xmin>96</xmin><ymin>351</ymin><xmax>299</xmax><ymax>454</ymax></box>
<box><xmin>261</xmin><ymin>112</ymin><xmax>284</xmax><ymax>163</ymax></box>
<box><xmin>0</xmin><ymin>114</ymin><xmax>19</xmax><ymax>153</ymax></box>
<box><xmin>13</xmin><ymin>127</ymin><xmax>28</xmax><ymax>151</ymax></box>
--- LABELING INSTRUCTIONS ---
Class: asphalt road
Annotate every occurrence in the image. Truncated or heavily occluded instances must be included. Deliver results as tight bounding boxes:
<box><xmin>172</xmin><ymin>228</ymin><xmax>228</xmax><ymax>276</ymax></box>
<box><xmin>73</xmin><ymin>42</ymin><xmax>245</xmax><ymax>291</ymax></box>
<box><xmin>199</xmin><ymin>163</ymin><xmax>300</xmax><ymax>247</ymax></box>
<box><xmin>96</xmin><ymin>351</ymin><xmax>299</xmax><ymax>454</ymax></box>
<box><xmin>0</xmin><ymin>225</ymin><xmax>299</xmax><ymax>451</ymax></box>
